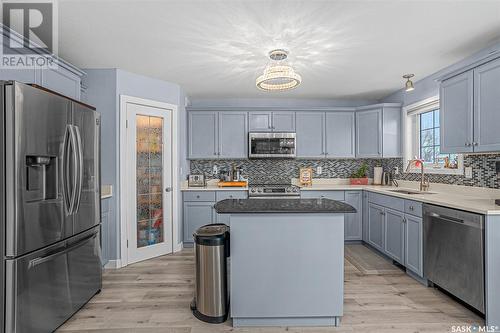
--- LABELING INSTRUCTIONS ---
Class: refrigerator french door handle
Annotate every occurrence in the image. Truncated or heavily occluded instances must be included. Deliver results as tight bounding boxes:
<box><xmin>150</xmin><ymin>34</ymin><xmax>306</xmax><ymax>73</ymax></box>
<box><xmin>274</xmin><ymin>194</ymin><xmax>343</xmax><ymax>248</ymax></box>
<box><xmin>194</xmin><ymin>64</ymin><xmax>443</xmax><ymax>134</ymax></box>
<box><xmin>73</xmin><ymin>125</ymin><xmax>84</xmax><ymax>213</ymax></box>
<box><xmin>68</xmin><ymin>125</ymin><xmax>79</xmax><ymax>214</ymax></box>
<box><xmin>62</xmin><ymin>125</ymin><xmax>73</xmax><ymax>215</ymax></box>
<box><xmin>28</xmin><ymin>231</ymin><xmax>98</xmax><ymax>269</ymax></box>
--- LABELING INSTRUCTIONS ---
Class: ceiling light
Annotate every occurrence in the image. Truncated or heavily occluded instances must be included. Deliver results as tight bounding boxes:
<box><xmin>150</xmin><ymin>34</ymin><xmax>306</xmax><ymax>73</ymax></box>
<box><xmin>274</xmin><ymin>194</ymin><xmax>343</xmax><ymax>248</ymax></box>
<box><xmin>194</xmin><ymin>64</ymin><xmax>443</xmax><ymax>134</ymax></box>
<box><xmin>256</xmin><ymin>49</ymin><xmax>302</xmax><ymax>92</ymax></box>
<box><xmin>403</xmin><ymin>74</ymin><xmax>415</xmax><ymax>92</ymax></box>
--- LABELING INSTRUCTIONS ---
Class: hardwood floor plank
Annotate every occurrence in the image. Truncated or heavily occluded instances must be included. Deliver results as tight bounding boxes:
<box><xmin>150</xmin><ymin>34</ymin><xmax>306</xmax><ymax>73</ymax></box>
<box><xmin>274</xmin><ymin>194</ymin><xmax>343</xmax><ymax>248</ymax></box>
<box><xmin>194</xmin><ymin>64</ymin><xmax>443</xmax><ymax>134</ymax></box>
<box><xmin>58</xmin><ymin>246</ymin><xmax>484</xmax><ymax>333</ymax></box>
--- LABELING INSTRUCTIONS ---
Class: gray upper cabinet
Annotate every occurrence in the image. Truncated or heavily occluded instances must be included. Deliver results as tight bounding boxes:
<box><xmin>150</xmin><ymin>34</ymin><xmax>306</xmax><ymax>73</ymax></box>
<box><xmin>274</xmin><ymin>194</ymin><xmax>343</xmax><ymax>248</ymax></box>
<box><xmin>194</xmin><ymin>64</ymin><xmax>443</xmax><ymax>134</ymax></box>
<box><xmin>40</xmin><ymin>65</ymin><xmax>82</xmax><ymax>100</ymax></box>
<box><xmin>272</xmin><ymin>112</ymin><xmax>295</xmax><ymax>132</ymax></box>
<box><xmin>384</xmin><ymin>208</ymin><xmax>405</xmax><ymax>265</ymax></box>
<box><xmin>296</xmin><ymin>112</ymin><xmax>325</xmax><ymax>158</ymax></box>
<box><xmin>249</xmin><ymin>112</ymin><xmax>272</xmax><ymax>131</ymax></box>
<box><xmin>0</xmin><ymin>30</ymin><xmax>84</xmax><ymax>100</ymax></box>
<box><xmin>188</xmin><ymin>111</ymin><xmax>248</xmax><ymax>159</ymax></box>
<box><xmin>249</xmin><ymin>111</ymin><xmax>295</xmax><ymax>132</ymax></box>
<box><xmin>344</xmin><ymin>191</ymin><xmax>362</xmax><ymax>240</ymax></box>
<box><xmin>440</xmin><ymin>71</ymin><xmax>474</xmax><ymax>153</ymax></box>
<box><xmin>473</xmin><ymin>58</ymin><xmax>500</xmax><ymax>152</ymax></box>
<box><xmin>440</xmin><ymin>56</ymin><xmax>500</xmax><ymax>154</ymax></box>
<box><xmin>325</xmin><ymin>112</ymin><xmax>355</xmax><ymax>158</ymax></box>
<box><xmin>188</xmin><ymin>111</ymin><xmax>218</xmax><ymax>159</ymax></box>
<box><xmin>405</xmin><ymin>214</ymin><xmax>423</xmax><ymax>277</ymax></box>
<box><xmin>356</xmin><ymin>108</ymin><xmax>382</xmax><ymax>158</ymax></box>
<box><xmin>368</xmin><ymin>203</ymin><xmax>385</xmax><ymax>252</ymax></box>
<box><xmin>218</xmin><ymin>112</ymin><xmax>248</xmax><ymax>158</ymax></box>
<box><xmin>356</xmin><ymin>104</ymin><xmax>401</xmax><ymax>158</ymax></box>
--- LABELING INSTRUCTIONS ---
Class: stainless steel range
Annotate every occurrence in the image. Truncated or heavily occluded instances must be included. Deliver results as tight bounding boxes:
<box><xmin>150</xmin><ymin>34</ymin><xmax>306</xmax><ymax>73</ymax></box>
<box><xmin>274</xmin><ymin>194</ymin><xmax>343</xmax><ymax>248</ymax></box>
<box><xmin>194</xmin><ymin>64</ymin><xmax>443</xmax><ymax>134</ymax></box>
<box><xmin>248</xmin><ymin>184</ymin><xmax>300</xmax><ymax>198</ymax></box>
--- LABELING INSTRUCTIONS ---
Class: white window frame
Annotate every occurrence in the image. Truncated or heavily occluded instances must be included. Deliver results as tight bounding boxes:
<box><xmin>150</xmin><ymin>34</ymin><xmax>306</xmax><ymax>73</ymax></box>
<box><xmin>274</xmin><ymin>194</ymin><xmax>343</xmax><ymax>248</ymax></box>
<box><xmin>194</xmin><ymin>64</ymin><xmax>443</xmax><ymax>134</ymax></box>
<box><xmin>402</xmin><ymin>96</ymin><xmax>464</xmax><ymax>175</ymax></box>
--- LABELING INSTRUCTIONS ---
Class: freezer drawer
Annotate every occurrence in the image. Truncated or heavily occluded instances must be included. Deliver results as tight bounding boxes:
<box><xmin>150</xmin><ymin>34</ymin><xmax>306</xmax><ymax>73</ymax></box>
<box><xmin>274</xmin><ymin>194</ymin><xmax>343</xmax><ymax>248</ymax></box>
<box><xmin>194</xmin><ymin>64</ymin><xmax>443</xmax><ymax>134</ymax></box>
<box><xmin>4</xmin><ymin>227</ymin><xmax>102</xmax><ymax>333</ymax></box>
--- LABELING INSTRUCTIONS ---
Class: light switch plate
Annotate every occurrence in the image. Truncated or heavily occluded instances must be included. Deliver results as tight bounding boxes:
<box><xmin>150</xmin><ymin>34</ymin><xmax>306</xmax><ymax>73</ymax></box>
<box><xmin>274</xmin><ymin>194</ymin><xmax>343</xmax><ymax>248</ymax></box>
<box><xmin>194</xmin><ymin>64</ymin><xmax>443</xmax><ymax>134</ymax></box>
<box><xmin>465</xmin><ymin>166</ymin><xmax>473</xmax><ymax>179</ymax></box>
<box><xmin>316</xmin><ymin>166</ymin><xmax>322</xmax><ymax>175</ymax></box>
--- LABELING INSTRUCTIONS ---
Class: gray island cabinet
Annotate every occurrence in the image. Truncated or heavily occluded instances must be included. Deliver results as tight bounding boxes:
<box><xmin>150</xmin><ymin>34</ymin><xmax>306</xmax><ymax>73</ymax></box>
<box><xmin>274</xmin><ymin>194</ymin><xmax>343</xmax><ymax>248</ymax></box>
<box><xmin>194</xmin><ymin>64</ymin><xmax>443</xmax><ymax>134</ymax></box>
<box><xmin>214</xmin><ymin>198</ymin><xmax>356</xmax><ymax>327</ymax></box>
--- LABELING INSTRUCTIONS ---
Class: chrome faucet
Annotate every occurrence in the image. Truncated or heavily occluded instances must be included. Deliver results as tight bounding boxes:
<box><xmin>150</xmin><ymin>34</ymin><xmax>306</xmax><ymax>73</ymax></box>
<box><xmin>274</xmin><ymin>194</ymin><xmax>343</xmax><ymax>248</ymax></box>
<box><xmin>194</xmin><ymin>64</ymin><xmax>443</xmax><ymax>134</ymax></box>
<box><xmin>405</xmin><ymin>158</ymin><xmax>430</xmax><ymax>192</ymax></box>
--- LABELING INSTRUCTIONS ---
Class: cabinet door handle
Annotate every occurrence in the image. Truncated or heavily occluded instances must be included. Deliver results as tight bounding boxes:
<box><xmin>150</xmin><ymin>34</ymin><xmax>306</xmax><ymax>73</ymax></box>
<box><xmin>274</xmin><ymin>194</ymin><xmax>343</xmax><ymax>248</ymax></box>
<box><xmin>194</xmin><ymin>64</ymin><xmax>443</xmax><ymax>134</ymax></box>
<box><xmin>473</xmin><ymin>142</ymin><xmax>478</xmax><ymax>146</ymax></box>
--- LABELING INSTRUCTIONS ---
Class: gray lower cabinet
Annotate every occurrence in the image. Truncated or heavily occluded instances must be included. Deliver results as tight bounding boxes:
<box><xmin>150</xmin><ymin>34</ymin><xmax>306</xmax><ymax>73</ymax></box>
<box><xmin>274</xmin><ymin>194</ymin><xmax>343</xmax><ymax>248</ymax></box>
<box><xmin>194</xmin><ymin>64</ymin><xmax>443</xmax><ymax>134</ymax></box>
<box><xmin>384</xmin><ymin>208</ymin><xmax>405</xmax><ymax>265</ymax></box>
<box><xmin>405</xmin><ymin>214</ymin><xmax>423</xmax><ymax>277</ymax></box>
<box><xmin>101</xmin><ymin>198</ymin><xmax>111</xmax><ymax>267</ymax></box>
<box><xmin>214</xmin><ymin>191</ymin><xmax>248</xmax><ymax>225</ymax></box>
<box><xmin>368</xmin><ymin>203</ymin><xmax>385</xmax><ymax>252</ymax></box>
<box><xmin>183</xmin><ymin>200</ymin><xmax>216</xmax><ymax>243</ymax></box>
<box><xmin>296</xmin><ymin>112</ymin><xmax>325</xmax><ymax>158</ymax></box>
<box><xmin>344</xmin><ymin>191</ymin><xmax>362</xmax><ymax>240</ymax></box>
<box><xmin>188</xmin><ymin>111</ymin><xmax>218</xmax><ymax>158</ymax></box>
<box><xmin>362</xmin><ymin>191</ymin><xmax>369</xmax><ymax>242</ymax></box>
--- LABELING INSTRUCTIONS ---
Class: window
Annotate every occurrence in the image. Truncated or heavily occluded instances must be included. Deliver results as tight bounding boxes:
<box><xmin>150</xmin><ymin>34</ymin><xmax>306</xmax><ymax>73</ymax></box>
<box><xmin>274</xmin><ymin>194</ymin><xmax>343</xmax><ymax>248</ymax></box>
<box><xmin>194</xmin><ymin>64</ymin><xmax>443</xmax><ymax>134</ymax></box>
<box><xmin>404</xmin><ymin>97</ymin><xmax>463</xmax><ymax>175</ymax></box>
<box><xmin>418</xmin><ymin>109</ymin><xmax>459</xmax><ymax>169</ymax></box>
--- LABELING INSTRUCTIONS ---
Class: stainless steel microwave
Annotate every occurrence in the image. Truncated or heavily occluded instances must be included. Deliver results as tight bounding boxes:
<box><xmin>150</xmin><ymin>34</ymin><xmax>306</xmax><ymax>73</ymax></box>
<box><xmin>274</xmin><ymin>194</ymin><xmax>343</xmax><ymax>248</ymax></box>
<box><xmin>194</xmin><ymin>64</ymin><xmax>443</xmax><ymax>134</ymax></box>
<box><xmin>248</xmin><ymin>132</ymin><xmax>296</xmax><ymax>158</ymax></box>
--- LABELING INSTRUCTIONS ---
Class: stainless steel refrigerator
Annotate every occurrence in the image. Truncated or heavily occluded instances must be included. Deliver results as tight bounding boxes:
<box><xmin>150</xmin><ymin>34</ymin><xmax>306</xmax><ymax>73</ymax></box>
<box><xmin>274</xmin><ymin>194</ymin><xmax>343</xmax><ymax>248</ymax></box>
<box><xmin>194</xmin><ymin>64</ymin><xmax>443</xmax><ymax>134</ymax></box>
<box><xmin>0</xmin><ymin>81</ymin><xmax>102</xmax><ymax>332</ymax></box>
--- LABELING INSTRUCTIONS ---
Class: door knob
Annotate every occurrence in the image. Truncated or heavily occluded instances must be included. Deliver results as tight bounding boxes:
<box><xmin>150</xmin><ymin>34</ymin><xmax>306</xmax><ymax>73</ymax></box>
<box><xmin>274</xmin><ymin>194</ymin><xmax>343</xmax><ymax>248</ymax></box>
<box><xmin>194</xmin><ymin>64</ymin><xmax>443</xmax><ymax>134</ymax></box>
<box><xmin>165</xmin><ymin>187</ymin><xmax>172</xmax><ymax>192</ymax></box>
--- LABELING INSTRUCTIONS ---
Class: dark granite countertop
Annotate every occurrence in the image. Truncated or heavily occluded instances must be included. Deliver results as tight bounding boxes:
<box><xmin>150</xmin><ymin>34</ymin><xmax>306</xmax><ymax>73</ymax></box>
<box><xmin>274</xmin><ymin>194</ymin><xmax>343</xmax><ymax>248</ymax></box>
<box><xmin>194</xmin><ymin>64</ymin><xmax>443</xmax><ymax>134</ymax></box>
<box><xmin>214</xmin><ymin>198</ymin><xmax>357</xmax><ymax>214</ymax></box>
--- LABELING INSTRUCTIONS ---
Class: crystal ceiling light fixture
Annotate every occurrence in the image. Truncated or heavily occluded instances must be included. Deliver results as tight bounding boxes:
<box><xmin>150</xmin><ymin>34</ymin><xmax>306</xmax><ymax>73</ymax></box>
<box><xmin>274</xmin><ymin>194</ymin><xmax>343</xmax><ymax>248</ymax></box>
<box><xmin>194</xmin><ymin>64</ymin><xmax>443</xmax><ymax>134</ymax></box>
<box><xmin>403</xmin><ymin>74</ymin><xmax>415</xmax><ymax>92</ymax></box>
<box><xmin>256</xmin><ymin>49</ymin><xmax>302</xmax><ymax>91</ymax></box>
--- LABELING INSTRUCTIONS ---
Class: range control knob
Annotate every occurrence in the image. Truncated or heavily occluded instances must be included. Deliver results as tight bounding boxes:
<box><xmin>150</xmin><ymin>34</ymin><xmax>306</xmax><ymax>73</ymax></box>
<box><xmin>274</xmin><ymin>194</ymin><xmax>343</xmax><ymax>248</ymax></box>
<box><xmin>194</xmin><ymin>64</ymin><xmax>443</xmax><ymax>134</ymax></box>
<box><xmin>250</xmin><ymin>188</ymin><xmax>256</xmax><ymax>193</ymax></box>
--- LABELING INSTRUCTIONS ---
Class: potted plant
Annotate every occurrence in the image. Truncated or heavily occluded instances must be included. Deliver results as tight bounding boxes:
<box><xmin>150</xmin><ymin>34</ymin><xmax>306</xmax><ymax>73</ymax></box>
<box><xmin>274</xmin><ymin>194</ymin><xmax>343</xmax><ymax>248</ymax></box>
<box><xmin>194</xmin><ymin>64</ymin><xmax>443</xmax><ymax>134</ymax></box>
<box><xmin>350</xmin><ymin>163</ymin><xmax>369</xmax><ymax>185</ymax></box>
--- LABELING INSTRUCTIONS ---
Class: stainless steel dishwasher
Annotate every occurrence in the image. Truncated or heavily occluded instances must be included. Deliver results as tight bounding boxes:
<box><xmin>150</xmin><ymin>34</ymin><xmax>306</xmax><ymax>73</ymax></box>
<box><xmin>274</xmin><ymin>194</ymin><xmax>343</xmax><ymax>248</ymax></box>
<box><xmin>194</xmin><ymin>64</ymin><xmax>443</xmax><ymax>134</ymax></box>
<box><xmin>423</xmin><ymin>204</ymin><xmax>485</xmax><ymax>313</ymax></box>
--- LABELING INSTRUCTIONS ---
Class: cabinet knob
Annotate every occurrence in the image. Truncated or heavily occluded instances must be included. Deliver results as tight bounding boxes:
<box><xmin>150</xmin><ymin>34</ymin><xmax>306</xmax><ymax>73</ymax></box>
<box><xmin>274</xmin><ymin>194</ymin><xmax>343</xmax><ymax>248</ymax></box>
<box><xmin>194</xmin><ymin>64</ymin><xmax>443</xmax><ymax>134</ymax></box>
<box><xmin>196</xmin><ymin>195</ymin><xmax>200</xmax><ymax>198</ymax></box>
<box><xmin>473</xmin><ymin>142</ymin><xmax>478</xmax><ymax>146</ymax></box>
<box><xmin>465</xmin><ymin>142</ymin><xmax>471</xmax><ymax>147</ymax></box>
<box><xmin>409</xmin><ymin>206</ymin><xmax>414</xmax><ymax>211</ymax></box>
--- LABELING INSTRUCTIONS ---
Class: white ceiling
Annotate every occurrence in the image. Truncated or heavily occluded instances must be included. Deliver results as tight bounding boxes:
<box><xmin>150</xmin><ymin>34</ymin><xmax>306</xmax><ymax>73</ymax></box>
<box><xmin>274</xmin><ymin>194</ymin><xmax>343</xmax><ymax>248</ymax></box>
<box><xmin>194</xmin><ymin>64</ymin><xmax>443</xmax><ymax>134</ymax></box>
<box><xmin>58</xmin><ymin>0</ymin><xmax>500</xmax><ymax>100</ymax></box>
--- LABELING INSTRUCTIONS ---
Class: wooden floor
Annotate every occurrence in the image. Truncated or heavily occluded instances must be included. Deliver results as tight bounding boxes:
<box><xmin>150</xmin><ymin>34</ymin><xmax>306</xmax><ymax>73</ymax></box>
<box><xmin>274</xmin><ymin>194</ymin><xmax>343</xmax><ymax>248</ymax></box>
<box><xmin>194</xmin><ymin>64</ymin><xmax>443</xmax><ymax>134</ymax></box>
<box><xmin>58</xmin><ymin>247</ymin><xmax>484</xmax><ymax>333</ymax></box>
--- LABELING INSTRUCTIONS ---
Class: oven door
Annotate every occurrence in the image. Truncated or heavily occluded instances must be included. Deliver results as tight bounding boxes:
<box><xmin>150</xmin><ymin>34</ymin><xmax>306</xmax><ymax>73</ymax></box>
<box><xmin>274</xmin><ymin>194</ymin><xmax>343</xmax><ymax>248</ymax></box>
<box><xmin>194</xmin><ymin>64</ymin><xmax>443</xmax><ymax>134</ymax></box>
<box><xmin>248</xmin><ymin>132</ymin><xmax>296</xmax><ymax>158</ymax></box>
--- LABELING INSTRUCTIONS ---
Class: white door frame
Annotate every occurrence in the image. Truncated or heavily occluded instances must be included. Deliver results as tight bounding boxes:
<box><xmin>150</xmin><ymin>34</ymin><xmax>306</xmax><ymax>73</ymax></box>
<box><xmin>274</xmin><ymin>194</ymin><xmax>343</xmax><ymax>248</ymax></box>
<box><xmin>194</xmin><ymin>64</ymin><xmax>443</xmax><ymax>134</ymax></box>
<box><xmin>119</xmin><ymin>95</ymin><xmax>179</xmax><ymax>268</ymax></box>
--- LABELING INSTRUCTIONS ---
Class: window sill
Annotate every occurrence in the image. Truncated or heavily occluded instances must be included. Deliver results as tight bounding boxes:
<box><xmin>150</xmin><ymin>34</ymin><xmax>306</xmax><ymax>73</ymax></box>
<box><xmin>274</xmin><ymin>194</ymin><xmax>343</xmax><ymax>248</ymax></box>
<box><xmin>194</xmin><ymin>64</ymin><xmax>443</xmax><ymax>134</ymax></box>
<box><xmin>406</xmin><ymin>167</ymin><xmax>463</xmax><ymax>176</ymax></box>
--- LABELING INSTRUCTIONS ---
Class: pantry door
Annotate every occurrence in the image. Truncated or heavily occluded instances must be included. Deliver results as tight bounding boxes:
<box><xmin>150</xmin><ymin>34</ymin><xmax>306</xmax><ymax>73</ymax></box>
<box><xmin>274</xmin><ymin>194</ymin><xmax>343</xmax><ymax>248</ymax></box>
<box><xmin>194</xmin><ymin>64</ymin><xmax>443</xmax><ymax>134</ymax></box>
<box><xmin>125</xmin><ymin>99</ymin><xmax>173</xmax><ymax>264</ymax></box>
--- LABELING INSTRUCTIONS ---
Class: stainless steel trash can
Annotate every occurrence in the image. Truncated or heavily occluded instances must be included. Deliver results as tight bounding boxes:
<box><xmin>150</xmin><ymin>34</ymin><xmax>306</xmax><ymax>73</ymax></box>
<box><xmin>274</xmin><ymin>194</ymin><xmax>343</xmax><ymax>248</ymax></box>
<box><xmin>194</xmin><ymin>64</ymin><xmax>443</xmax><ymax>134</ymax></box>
<box><xmin>190</xmin><ymin>223</ymin><xmax>230</xmax><ymax>323</ymax></box>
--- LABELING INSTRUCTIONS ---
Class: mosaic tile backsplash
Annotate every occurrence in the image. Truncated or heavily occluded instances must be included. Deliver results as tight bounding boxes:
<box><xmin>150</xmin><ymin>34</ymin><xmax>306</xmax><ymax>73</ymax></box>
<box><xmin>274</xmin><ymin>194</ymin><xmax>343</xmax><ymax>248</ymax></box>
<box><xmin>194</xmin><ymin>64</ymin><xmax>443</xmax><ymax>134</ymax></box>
<box><xmin>190</xmin><ymin>154</ymin><xmax>500</xmax><ymax>189</ymax></box>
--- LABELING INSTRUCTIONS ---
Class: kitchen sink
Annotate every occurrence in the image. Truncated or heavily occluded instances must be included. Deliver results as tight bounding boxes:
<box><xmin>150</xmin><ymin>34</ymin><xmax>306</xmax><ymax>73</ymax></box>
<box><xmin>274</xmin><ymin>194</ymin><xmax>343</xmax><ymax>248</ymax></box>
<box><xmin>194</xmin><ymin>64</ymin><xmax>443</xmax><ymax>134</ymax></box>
<box><xmin>388</xmin><ymin>189</ymin><xmax>436</xmax><ymax>195</ymax></box>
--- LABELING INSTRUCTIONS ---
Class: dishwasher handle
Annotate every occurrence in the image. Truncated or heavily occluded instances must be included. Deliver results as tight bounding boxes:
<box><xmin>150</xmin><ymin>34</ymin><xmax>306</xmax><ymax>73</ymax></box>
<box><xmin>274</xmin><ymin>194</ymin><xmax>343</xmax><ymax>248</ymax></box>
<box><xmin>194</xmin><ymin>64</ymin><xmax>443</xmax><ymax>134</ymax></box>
<box><xmin>424</xmin><ymin>208</ymin><xmax>484</xmax><ymax>229</ymax></box>
<box><xmin>427</xmin><ymin>212</ymin><xmax>464</xmax><ymax>224</ymax></box>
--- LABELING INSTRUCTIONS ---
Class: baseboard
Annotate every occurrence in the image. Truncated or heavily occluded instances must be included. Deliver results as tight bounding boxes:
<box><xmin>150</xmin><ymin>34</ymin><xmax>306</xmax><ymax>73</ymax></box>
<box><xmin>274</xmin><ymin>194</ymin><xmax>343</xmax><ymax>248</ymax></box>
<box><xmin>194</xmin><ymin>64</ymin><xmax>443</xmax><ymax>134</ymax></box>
<box><xmin>174</xmin><ymin>242</ymin><xmax>183</xmax><ymax>253</ymax></box>
<box><xmin>104</xmin><ymin>259</ymin><xmax>122</xmax><ymax>269</ymax></box>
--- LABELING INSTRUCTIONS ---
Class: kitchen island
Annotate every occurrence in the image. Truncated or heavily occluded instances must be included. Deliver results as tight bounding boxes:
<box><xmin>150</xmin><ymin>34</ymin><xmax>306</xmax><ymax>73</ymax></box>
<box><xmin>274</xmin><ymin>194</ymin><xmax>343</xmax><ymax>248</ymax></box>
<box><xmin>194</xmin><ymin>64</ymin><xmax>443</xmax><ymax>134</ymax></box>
<box><xmin>214</xmin><ymin>198</ymin><xmax>356</xmax><ymax>327</ymax></box>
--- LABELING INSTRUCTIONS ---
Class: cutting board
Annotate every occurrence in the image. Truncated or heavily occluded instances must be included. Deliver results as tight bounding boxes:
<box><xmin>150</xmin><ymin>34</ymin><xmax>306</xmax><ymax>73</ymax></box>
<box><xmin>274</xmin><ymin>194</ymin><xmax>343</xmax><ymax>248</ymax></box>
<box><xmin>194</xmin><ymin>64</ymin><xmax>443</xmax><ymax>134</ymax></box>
<box><xmin>217</xmin><ymin>181</ymin><xmax>248</xmax><ymax>187</ymax></box>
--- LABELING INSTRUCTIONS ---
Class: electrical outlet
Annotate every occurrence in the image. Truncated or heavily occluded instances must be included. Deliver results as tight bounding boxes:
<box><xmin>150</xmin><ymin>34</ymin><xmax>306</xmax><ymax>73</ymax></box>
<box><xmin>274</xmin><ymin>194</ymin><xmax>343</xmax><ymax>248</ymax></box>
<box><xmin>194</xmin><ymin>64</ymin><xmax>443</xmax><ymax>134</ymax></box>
<box><xmin>465</xmin><ymin>166</ymin><xmax>473</xmax><ymax>179</ymax></box>
<box><xmin>394</xmin><ymin>167</ymin><xmax>399</xmax><ymax>175</ymax></box>
<box><xmin>213</xmin><ymin>165</ymin><xmax>218</xmax><ymax>175</ymax></box>
<box><xmin>316</xmin><ymin>166</ymin><xmax>322</xmax><ymax>175</ymax></box>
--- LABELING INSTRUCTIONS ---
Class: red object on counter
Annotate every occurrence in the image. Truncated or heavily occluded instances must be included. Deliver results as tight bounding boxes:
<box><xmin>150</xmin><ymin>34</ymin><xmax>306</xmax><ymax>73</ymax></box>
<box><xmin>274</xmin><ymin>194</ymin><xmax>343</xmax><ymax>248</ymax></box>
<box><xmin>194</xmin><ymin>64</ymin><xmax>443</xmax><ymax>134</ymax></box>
<box><xmin>350</xmin><ymin>177</ymin><xmax>369</xmax><ymax>185</ymax></box>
